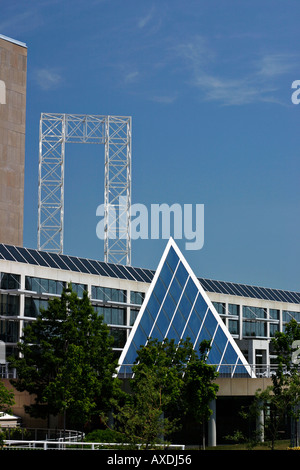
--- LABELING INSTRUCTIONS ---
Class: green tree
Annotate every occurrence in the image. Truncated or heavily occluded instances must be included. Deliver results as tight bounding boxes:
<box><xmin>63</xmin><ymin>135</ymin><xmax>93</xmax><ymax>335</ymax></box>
<box><xmin>182</xmin><ymin>340</ymin><xmax>219</xmax><ymax>448</ymax></box>
<box><xmin>110</xmin><ymin>338</ymin><xmax>218</xmax><ymax>448</ymax></box>
<box><xmin>244</xmin><ymin>320</ymin><xmax>300</xmax><ymax>449</ymax></box>
<box><xmin>0</xmin><ymin>381</ymin><xmax>15</xmax><ymax>449</ymax></box>
<box><xmin>10</xmin><ymin>285</ymin><xmax>119</xmax><ymax>430</ymax></box>
<box><xmin>0</xmin><ymin>380</ymin><xmax>14</xmax><ymax>415</ymax></box>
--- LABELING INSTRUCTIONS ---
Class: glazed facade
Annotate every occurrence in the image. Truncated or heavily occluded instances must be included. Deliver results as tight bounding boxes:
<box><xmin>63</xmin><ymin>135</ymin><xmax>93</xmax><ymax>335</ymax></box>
<box><xmin>0</xmin><ymin>241</ymin><xmax>299</xmax><ymax>379</ymax></box>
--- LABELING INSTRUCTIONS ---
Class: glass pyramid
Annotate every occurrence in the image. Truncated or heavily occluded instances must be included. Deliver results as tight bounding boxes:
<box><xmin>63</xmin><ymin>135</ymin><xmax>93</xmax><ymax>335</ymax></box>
<box><xmin>118</xmin><ymin>238</ymin><xmax>254</xmax><ymax>378</ymax></box>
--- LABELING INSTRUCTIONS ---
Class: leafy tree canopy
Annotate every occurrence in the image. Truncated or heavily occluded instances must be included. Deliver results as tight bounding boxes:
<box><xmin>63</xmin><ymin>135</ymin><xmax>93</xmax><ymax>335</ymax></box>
<box><xmin>10</xmin><ymin>284</ymin><xmax>120</xmax><ymax>429</ymax></box>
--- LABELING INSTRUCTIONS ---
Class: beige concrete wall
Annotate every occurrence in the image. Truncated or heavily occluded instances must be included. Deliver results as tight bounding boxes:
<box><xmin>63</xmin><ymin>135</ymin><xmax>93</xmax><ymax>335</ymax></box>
<box><xmin>0</xmin><ymin>36</ymin><xmax>27</xmax><ymax>247</ymax></box>
<box><xmin>215</xmin><ymin>377</ymin><xmax>273</xmax><ymax>396</ymax></box>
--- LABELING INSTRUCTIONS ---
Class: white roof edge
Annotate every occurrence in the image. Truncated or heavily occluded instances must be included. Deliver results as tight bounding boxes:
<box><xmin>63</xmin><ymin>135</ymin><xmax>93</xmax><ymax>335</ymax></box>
<box><xmin>0</xmin><ymin>34</ymin><xmax>27</xmax><ymax>48</ymax></box>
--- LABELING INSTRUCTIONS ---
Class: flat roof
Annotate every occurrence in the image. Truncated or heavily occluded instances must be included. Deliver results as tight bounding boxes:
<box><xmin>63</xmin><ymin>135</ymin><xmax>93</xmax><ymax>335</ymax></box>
<box><xmin>0</xmin><ymin>34</ymin><xmax>27</xmax><ymax>48</ymax></box>
<box><xmin>0</xmin><ymin>243</ymin><xmax>299</xmax><ymax>304</ymax></box>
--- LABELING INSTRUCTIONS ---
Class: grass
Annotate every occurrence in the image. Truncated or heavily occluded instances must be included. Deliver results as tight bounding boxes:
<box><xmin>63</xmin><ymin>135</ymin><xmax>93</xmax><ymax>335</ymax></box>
<box><xmin>199</xmin><ymin>439</ymin><xmax>293</xmax><ymax>450</ymax></box>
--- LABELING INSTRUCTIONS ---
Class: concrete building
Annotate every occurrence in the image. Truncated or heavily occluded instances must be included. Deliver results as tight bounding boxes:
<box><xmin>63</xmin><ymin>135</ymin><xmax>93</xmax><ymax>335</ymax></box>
<box><xmin>0</xmin><ymin>34</ymin><xmax>27</xmax><ymax>247</ymax></box>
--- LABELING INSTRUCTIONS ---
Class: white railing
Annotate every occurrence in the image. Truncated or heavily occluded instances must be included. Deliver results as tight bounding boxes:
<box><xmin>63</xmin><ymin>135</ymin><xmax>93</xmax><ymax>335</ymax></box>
<box><xmin>3</xmin><ymin>440</ymin><xmax>185</xmax><ymax>450</ymax></box>
<box><xmin>118</xmin><ymin>364</ymin><xmax>299</xmax><ymax>379</ymax></box>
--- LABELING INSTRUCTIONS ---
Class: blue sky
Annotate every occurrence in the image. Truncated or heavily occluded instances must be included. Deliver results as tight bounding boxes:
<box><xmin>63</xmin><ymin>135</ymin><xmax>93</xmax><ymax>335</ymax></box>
<box><xmin>1</xmin><ymin>0</ymin><xmax>300</xmax><ymax>291</ymax></box>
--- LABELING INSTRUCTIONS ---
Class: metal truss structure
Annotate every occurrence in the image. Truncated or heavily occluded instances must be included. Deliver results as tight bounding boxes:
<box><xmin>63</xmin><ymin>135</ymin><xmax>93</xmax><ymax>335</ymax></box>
<box><xmin>38</xmin><ymin>113</ymin><xmax>131</xmax><ymax>265</ymax></box>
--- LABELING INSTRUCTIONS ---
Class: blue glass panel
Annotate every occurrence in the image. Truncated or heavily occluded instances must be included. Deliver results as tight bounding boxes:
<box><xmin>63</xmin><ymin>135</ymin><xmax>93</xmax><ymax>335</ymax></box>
<box><xmin>149</xmin><ymin>323</ymin><xmax>164</xmax><ymax>342</ymax></box>
<box><xmin>174</xmin><ymin>261</ymin><xmax>189</xmax><ymax>287</ymax></box>
<box><xmin>146</xmin><ymin>294</ymin><xmax>160</xmax><ymax>320</ymax></box>
<box><xmin>154</xmin><ymin>309</ymin><xmax>170</xmax><ymax>338</ymax></box>
<box><xmin>158</xmin><ymin>261</ymin><xmax>174</xmax><ymax>288</ymax></box>
<box><xmin>132</xmin><ymin>327</ymin><xmax>148</xmax><ymax>350</ymax></box>
<box><xmin>139</xmin><ymin>307</ymin><xmax>156</xmax><ymax>335</ymax></box>
<box><xmin>194</xmin><ymin>326</ymin><xmax>211</xmax><ymax>349</ymax></box>
<box><xmin>165</xmin><ymin>246</ymin><xmax>179</xmax><ymax>272</ymax></box>
<box><xmin>153</xmin><ymin>277</ymin><xmax>168</xmax><ymax>304</ymax></box>
<box><xmin>161</xmin><ymin>295</ymin><xmax>177</xmax><ymax>321</ymax></box>
<box><xmin>165</xmin><ymin>322</ymin><xmax>181</xmax><ymax>342</ymax></box>
<box><xmin>194</xmin><ymin>295</ymin><xmax>209</xmax><ymax>321</ymax></box>
<box><xmin>168</xmin><ymin>277</ymin><xmax>184</xmax><ymax>305</ymax></box>
<box><xmin>183</xmin><ymin>277</ymin><xmax>198</xmax><ymax>304</ymax></box>
<box><xmin>203</xmin><ymin>310</ymin><xmax>218</xmax><ymax>337</ymax></box>
<box><xmin>123</xmin><ymin>346</ymin><xmax>138</xmax><ymax>365</ymax></box>
<box><xmin>181</xmin><ymin>323</ymin><xmax>196</xmax><ymax>343</ymax></box>
<box><xmin>187</xmin><ymin>307</ymin><xmax>205</xmax><ymax>337</ymax></box>
<box><xmin>170</xmin><ymin>308</ymin><xmax>186</xmax><ymax>338</ymax></box>
<box><xmin>221</xmin><ymin>341</ymin><xmax>237</xmax><ymax>365</ymax></box>
<box><xmin>213</xmin><ymin>328</ymin><xmax>228</xmax><ymax>358</ymax></box>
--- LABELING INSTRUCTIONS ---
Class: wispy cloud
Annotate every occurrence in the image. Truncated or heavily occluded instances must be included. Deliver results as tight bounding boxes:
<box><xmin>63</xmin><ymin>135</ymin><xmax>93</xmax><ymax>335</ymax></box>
<box><xmin>138</xmin><ymin>8</ymin><xmax>155</xmax><ymax>29</ymax></box>
<box><xmin>174</xmin><ymin>35</ymin><xmax>296</xmax><ymax>106</ymax></box>
<box><xmin>34</xmin><ymin>68</ymin><xmax>63</xmax><ymax>90</ymax></box>
<box><xmin>151</xmin><ymin>94</ymin><xmax>178</xmax><ymax>104</ymax></box>
<box><xmin>124</xmin><ymin>70</ymin><xmax>140</xmax><ymax>84</ymax></box>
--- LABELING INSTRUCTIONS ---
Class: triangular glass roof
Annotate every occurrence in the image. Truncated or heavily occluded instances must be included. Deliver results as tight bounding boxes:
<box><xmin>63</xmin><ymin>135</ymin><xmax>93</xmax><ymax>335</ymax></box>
<box><xmin>118</xmin><ymin>238</ymin><xmax>254</xmax><ymax>378</ymax></box>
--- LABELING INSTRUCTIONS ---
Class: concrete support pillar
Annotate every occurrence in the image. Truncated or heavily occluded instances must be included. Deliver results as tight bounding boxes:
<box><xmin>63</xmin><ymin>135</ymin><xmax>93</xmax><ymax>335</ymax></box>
<box><xmin>256</xmin><ymin>403</ymin><xmax>264</xmax><ymax>442</ymax></box>
<box><xmin>208</xmin><ymin>399</ymin><xmax>217</xmax><ymax>447</ymax></box>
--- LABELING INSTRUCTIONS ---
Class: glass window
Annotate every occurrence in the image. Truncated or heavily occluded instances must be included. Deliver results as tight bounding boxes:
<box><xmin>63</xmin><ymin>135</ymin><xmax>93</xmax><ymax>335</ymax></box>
<box><xmin>213</xmin><ymin>302</ymin><xmax>225</xmax><ymax>316</ymax></box>
<box><xmin>0</xmin><ymin>295</ymin><xmax>19</xmax><ymax>316</ymax></box>
<box><xmin>24</xmin><ymin>297</ymin><xmax>48</xmax><ymax>318</ymax></box>
<box><xmin>243</xmin><ymin>306</ymin><xmax>266</xmax><ymax>319</ymax></box>
<box><xmin>243</xmin><ymin>320</ymin><xmax>267</xmax><ymax>337</ymax></box>
<box><xmin>283</xmin><ymin>310</ymin><xmax>300</xmax><ymax>323</ymax></box>
<box><xmin>130</xmin><ymin>309</ymin><xmax>139</xmax><ymax>326</ymax></box>
<box><xmin>130</xmin><ymin>291</ymin><xmax>144</xmax><ymax>305</ymax></box>
<box><xmin>269</xmin><ymin>309</ymin><xmax>279</xmax><ymax>320</ymax></box>
<box><xmin>0</xmin><ymin>273</ymin><xmax>20</xmax><ymax>290</ymax></box>
<box><xmin>110</xmin><ymin>328</ymin><xmax>127</xmax><ymax>349</ymax></box>
<box><xmin>270</xmin><ymin>323</ymin><xmax>279</xmax><ymax>337</ymax></box>
<box><xmin>70</xmin><ymin>283</ymin><xmax>87</xmax><ymax>297</ymax></box>
<box><xmin>91</xmin><ymin>286</ymin><xmax>126</xmax><ymax>303</ymax></box>
<box><xmin>165</xmin><ymin>246</ymin><xmax>179</xmax><ymax>272</ymax></box>
<box><xmin>229</xmin><ymin>319</ymin><xmax>239</xmax><ymax>335</ymax></box>
<box><xmin>228</xmin><ymin>304</ymin><xmax>239</xmax><ymax>316</ymax></box>
<box><xmin>94</xmin><ymin>305</ymin><xmax>126</xmax><ymax>325</ymax></box>
<box><xmin>0</xmin><ymin>320</ymin><xmax>19</xmax><ymax>343</ymax></box>
<box><xmin>25</xmin><ymin>277</ymin><xmax>65</xmax><ymax>295</ymax></box>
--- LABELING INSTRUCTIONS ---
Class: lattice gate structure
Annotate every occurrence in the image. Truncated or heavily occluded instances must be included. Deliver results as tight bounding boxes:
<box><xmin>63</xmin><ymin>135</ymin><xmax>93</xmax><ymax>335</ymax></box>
<box><xmin>37</xmin><ymin>113</ymin><xmax>131</xmax><ymax>265</ymax></box>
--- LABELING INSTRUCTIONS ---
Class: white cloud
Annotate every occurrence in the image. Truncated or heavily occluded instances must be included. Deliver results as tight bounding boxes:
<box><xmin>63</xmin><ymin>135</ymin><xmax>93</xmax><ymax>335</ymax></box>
<box><xmin>124</xmin><ymin>71</ymin><xmax>140</xmax><ymax>84</ymax></box>
<box><xmin>34</xmin><ymin>68</ymin><xmax>63</xmax><ymax>90</ymax></box>
<box><xmin>255</xmin><ymin>53</ymin><xmax>296</xmax><ymax>78</ymax></box>
<box><xmin>175</xmin><ymin>36</ymin><xmax>296</xmax><ymax>106</ymax></box>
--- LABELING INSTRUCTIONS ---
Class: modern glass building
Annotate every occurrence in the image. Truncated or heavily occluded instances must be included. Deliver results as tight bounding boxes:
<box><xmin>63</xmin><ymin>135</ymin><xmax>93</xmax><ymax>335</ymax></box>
<box><xmin>0</xmin><ymin>239</ymin><xmax>299</xmax><ymax>379</ymax></box>
<box><xmin>0</xmin><ymin>239</ymin><xmax>299</xmax><ymax>442</ymax></box>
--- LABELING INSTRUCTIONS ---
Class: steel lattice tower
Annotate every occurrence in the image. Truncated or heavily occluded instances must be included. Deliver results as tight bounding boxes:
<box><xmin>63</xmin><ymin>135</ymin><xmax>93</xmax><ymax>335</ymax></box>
<box><xmin>37</xmin><ymin>113</ymin><xmax>131</xmax><ymax>265</ymax></box>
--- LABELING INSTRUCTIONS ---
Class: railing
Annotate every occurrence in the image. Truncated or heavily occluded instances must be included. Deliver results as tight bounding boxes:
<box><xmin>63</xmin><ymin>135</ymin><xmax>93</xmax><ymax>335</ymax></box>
<box><xmin>0</xmin><ymin>364</ymin><xmax>16</xmax><ymax>379</ymax></box>
<box><xmin>118</xmin><ymin>364</ymin><xmax>299</xmax><ymax>379</ymax></box>
<box><xmin>2</xmin><ymin>363</ymin><xmax>299</xmax><ymax>380</ymax></box>
<box><xmin>3</xmin><ymin>427</ymin><xmax>84</xmax><ymax>442</ymax></box>
<box><xmin>3</xmin><ymin>440</ymin><xmax>185</xmax><ymax>450</ymax></box>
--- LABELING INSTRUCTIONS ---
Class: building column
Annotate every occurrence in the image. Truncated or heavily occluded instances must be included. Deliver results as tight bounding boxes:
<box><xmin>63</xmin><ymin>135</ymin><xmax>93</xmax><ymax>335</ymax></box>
<box><xmin>208</xmin><ymin>399</ymin><xmax>217</xmax><ymax>447</ymax></box>
<box><xmin>256</xmin><ymin>401</ymin><xmax>264</xmax><ymax>442</ymax></box>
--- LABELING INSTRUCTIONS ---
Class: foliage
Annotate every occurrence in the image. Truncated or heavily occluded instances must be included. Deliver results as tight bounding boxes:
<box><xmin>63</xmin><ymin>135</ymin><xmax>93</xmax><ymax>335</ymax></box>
<box><xmin>109</xmin><ymin>337</ymin><xmax>219</xmax><ymax>449</ymax></box>
<box><xmin>10</xmin><ymin>285</ymin><xmax>119</xmax><ymax>430</ymax></box>
<box><xmin>232</xmin><ymin>320</ymin><xmax>300</xmax><ymax>450</ymax></box>
<box><xmin>0</xmin><ymin>380</ymin><xmax>14</xmax><ymax>415</ymax></box>
<box><xmin>0</xmin><ymin>380</ymin><xmax>15</xmax><ymax>449</ymax></box>
<box><xmin>85</xmin><ymin>428</ymin><xmax>123</xmax><ymax>443</ymax></box>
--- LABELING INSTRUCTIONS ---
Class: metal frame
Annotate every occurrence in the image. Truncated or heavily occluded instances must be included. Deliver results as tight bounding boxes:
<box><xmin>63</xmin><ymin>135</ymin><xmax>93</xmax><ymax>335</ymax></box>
<box><xmin>38</xmin><ymin>113</ymin><xmax>131</xmax><ymax>265</ymax></box>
